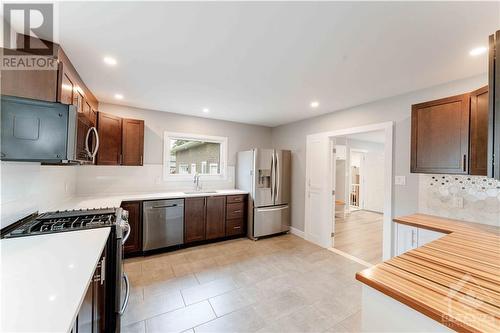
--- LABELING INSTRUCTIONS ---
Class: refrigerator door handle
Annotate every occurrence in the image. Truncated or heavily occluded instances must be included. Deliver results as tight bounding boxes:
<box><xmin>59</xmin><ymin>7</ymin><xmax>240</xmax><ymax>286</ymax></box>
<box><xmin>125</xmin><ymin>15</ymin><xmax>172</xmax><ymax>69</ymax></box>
<box><xmin>270</xmin><ymin>152</ymin><xmax>275</xmax><ymax>202</ymax></box>
<box><xmin>256</xmin><ymin>205</ymin><xmax>289</xmax><ymax>212</ymax></box>
<box><xmin>275</xmin><ymin>151</ymin><xmax>280</xmax><ymax>204</ymax></box>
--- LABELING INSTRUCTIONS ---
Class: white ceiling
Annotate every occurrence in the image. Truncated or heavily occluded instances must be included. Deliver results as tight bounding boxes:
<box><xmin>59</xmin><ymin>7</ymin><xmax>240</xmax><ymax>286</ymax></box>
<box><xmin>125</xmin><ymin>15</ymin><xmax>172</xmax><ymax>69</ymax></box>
<box><xmin>53</xmin><ymin>2</ymin><xmax>499</xmax><ymax>127</ymax></box>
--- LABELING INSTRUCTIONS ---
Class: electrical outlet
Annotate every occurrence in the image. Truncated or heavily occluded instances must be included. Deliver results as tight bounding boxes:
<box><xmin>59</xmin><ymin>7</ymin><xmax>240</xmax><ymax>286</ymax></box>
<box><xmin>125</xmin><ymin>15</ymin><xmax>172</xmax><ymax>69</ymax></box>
<box><xmin>395</xmin><ymin>176</ymin><xmax>406</xmax><ymax>185</ymax></box>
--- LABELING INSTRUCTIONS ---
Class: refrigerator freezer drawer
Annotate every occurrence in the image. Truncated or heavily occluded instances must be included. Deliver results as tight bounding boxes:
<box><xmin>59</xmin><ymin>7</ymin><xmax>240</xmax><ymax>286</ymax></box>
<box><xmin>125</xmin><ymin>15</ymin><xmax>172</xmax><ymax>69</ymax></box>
<box><xmin>253</xmin><ymin>205</ymin><xmax>290</xmax><ymax>238</ymax></box>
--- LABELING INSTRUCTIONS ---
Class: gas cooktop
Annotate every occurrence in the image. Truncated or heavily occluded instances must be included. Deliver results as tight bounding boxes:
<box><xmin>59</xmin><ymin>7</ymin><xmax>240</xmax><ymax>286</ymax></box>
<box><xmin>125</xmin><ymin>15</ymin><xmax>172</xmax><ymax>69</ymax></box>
<box><xmin>3</xmin><ymin>208</ymin><xmax>119</xmax><ymax>238</ymax></box>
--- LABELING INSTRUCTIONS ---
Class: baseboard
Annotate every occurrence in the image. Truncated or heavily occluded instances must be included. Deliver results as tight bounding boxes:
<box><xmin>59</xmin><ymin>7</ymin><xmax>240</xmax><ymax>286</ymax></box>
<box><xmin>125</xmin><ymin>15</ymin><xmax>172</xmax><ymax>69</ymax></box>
<box><xmin>289</xmin><ymin>226</ymin><xmax>305</xmax><ymax>238</ymax></box>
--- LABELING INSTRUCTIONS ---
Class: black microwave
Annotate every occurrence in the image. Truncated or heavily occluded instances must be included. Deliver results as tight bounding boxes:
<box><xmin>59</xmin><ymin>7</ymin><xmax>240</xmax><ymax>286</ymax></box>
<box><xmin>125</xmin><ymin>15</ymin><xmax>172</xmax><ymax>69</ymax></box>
<box><xmin>1</xmin><ymin>95</ymin><xmax>98</xmax><ymax>163</ymax></box>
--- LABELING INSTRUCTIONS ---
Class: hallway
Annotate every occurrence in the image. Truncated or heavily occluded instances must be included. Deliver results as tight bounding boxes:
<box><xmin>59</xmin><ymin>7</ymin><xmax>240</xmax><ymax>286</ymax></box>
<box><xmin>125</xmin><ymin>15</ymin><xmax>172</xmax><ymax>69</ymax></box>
<box><xmin>333</xmin><ymin>210</ymin><xmax>383</xmax><ymax>265</ymax></box>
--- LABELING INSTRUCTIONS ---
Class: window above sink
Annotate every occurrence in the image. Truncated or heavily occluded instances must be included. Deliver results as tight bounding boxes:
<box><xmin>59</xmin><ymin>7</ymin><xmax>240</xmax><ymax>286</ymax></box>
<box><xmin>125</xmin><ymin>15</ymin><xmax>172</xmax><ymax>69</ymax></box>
<box><xmin>163</xmin><ymin>131</ymin><xmax>228</xmax><ymax>180</ymax></box>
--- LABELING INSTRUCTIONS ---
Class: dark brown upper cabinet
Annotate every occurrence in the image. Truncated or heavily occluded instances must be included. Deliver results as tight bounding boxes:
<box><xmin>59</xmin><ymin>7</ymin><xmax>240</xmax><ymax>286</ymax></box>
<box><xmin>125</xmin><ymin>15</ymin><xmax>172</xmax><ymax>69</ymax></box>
<box><xmin>122</xmin><ymin>118</ymin><xmax>145</xmax><ymax>166</ymax></box>
<box><xmin>411</xmin><ymin>93</ymin><xmax>471</xmax><ymax>174</ymax></box>
<box><xmin>184</xmin><ymin>197</ymin><xmax>206</xmax><ymax>243</ymax></box>
<box><xmin>121</xmin><ymin>201</ymin><xmax>142</xmax><ymax>256</ymax></box>
<box><xmin>205</xmin><ymin>196</ymin><xmax>226</xmax><ymax>240</ymax></box>
<box><xmin>470</xmin><ymin>86</ymin><xmax>489</xmax><ymax>176</ymax></box>
<box><xmin>97</xmin><ymin>113</ymin><xmax>122</xmax><ymax>165</ymax></box>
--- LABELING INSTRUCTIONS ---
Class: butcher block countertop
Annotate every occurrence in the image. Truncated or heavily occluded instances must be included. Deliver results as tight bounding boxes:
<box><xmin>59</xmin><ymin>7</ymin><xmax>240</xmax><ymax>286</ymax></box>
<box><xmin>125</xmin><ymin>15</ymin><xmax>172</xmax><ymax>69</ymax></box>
<box><xmin>356</xmin><ymin>214</ymin><xmax>500</xmax><ymax>333</ymax></box>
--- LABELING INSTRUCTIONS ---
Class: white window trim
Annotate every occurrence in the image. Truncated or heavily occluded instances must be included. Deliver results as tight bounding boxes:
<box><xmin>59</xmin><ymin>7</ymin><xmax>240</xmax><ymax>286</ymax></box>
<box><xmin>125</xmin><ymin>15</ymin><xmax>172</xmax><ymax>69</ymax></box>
<box><xmin>163</xmin><ymin>132</ymin><xmax>228</xmax><ymax>180</ymax></box>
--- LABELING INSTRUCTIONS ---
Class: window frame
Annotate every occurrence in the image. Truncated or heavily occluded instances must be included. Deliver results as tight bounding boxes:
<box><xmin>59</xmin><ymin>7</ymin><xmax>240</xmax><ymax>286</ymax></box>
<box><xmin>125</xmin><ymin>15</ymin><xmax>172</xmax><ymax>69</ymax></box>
<box><xmin>163</xmin><ymin>132</ymin><xmax>228</xmax><ymax>180</ymax></box>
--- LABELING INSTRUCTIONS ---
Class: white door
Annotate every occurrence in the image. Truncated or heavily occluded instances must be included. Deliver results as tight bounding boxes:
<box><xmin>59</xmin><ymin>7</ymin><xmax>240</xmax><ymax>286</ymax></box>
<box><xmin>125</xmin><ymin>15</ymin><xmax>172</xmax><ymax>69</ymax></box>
<box><xmin>305</xmin><ymin>134</ymin><xmax>332</xmax><ymax>248</ymax></box>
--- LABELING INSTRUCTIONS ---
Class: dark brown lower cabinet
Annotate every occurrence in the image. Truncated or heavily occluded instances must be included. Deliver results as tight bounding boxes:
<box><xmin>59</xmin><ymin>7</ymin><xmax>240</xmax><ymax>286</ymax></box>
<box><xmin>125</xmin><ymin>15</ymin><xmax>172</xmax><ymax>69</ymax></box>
<box><xmin>75</xmin><ymin>248</ymin><xmax>106</xmax><ymax>333</ymax></box>
<box><xmin>226</xmin><ymin>218</ymin><xmax>244</xmax><ymax>236</ymax></box>
<box><xmin>121</xmin><ymin>201</ymin><xmax>142</xmax><ymax>255</ymax></box>
<box><xmin>470</xmin><ymin>86</ymin><xmax>489</xmax><ymax>176</ymax></box>
<box><xmin>205</xmin><ymin>196</ymin><xmax>226</xmax><ymax>240</ymax></box>
<box><xmin>184</xmin><ymin>197</ymin><xmax>206</xmax><ymax>243</ymax></box>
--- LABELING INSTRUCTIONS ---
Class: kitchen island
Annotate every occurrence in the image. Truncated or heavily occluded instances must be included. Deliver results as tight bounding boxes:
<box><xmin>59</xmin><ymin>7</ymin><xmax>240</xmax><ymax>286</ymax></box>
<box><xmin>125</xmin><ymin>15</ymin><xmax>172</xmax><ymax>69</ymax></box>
<box><xmin>0</xmin><ymin>228</ymin><xmax>110</xmax><ymax>332</ymax></box>
<box><xmin>356</xmin><ymin>214</ymin><xmax>500</xmax><ymax>332</ymax></box>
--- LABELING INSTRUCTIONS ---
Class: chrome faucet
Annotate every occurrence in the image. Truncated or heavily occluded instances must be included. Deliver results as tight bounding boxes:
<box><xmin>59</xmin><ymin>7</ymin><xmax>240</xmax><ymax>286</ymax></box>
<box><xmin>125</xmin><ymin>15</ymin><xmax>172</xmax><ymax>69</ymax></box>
<box><xmin>193</xmin><ymin>173</ymin><xmax>202</xmax><ymax>191</ymax></box>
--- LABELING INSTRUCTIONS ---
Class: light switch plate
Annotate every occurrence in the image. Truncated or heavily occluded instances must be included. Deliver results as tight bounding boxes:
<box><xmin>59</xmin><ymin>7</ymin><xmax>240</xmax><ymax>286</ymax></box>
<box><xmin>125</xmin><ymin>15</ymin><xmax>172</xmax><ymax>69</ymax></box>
<box><xmin>395</xmin><ymin>176</ymin><xmax>406</xmax><ymax>185</ymax></box>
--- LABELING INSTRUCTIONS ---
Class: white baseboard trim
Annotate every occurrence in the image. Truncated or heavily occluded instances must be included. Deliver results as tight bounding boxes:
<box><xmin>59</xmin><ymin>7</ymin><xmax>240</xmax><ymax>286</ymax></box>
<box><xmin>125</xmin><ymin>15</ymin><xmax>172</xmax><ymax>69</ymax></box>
<box><xmin>289</xmin><ymin>226</ymin><xmax>305</xmax><ymax>238</ymax></box>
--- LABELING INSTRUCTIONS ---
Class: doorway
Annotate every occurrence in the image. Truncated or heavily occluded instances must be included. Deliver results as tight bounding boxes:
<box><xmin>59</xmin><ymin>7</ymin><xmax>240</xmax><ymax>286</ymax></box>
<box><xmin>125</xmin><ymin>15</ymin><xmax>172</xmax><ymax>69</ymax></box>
<box><xmin>332</xmin><ymin>132</ymin><xmax>385</xmax><ymax>265</ymax></box>
<box><xmin>304</xmin><ymin>122</ymin><xmax>393</xmax><ymax>261</ymax></box>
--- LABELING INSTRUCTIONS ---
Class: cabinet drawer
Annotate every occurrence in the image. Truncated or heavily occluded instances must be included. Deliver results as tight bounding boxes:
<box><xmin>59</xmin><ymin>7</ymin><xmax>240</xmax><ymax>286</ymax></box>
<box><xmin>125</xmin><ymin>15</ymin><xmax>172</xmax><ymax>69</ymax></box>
<box><xmin>226</xmin><ymin>219</ymin><xmax>244</xmax><ymax>236</ymax></box>
<box><xmin>226</xmin><ymin>202</ymin><xmax>245</xmax><ymax>219</ymax></box>
<box><xmin>226</xmin><ymin>195</ymin><xmax>246</xmax><ymax>204</ymax></box>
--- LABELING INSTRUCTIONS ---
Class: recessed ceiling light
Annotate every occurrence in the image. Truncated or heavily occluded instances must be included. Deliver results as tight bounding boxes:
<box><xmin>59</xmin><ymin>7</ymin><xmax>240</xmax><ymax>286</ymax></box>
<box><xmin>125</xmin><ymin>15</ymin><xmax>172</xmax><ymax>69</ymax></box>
<box><xmin>103</xmin><ymin>56</ymin><xmax>117</xmax><ymax>66</ymax></box>
<box><xmin>203</xmin><ymin>108</ymin><xmax>210</xmax><ymax>113</ymax></box>
<box><xmin>114</xmin><ymin>94</ymin><xmax>123</xmax><ymax>100</ymax></box>
<box><xmin>310</xmin><ymin>101</ymin><xmax>319</xmax><ymax>108</ymax></box>
<box><xmin>469</xmin><ymin>47</ymin><xmax>487</xmax><ymax>56</ymax></box>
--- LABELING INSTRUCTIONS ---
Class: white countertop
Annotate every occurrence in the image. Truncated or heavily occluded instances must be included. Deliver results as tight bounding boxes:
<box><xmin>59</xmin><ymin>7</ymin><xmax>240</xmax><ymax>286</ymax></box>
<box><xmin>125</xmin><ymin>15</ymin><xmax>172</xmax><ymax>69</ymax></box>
<box><xmin>1</xmin><ymin>228</ymin><xmax>110</xmax><ymax>333</ymax></box>
<box><xmin>48</xmin><ymin>189</ymin><xmax>248</xmax><ymax>211</ymax></box>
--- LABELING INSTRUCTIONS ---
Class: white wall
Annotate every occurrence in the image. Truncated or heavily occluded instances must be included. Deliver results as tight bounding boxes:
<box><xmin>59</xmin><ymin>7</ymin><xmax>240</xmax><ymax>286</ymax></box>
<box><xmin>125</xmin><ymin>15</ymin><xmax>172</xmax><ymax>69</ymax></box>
<box><xmin>271</xmin><ymin>74</ymin><xmax>488</xmax><ymax>232</ymax></box>
<box><xmin>75</xmin><ymin>103</ymin><xmax>272</xmax><ymax>195</ymax></box>
<box><xmin>0</xmin><ymin>162</ymin><xmax>77</xmax><ymax>228</ymax></box>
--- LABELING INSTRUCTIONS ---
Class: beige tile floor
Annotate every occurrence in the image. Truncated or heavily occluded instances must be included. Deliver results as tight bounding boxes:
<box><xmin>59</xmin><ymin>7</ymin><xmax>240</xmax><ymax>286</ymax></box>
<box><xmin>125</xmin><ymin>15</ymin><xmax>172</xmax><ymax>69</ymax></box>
<box><xmin>122</xmin><ymin>234</ymin><xmax>366</xmax><ymax>333</ymax></box>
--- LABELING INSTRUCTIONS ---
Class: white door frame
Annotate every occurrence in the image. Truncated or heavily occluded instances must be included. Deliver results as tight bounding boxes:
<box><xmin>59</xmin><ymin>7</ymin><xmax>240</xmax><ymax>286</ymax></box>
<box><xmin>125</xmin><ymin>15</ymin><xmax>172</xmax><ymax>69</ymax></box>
<box><xmin>304</xmin><ymin>121</ymin><xmax>394</xmax><ymax>260</ymax></box>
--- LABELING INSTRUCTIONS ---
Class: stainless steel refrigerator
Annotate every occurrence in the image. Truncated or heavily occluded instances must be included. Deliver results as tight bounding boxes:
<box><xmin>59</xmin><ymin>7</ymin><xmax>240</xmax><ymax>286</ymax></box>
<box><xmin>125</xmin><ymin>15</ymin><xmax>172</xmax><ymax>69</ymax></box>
<box><xmin>236</xmin><ymin>149</ymin><xmax>291</xmax><ymax>239</ymax></box>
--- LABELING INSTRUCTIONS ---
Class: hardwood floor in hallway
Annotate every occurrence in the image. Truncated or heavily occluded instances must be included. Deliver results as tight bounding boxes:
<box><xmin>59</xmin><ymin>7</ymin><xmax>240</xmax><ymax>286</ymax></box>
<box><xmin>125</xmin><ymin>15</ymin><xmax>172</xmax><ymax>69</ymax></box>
<box><xmin>333</xmin><ymin>210</ymin><xmax>383</xmax><ymax>265</ymax></box>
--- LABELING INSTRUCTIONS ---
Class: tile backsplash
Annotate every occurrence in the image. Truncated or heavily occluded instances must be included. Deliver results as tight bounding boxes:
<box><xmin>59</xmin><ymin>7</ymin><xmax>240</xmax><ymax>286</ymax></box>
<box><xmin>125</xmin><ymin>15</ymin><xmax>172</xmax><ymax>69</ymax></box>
<box><xmin>418</xmin><ymin>174</ymin><xmax>500</xmax><ymax>227</ymax></box>
<box><xmin>75</xmin><ymin>164</ymin><xmax>235</xmax><ymax>196</ymax></box>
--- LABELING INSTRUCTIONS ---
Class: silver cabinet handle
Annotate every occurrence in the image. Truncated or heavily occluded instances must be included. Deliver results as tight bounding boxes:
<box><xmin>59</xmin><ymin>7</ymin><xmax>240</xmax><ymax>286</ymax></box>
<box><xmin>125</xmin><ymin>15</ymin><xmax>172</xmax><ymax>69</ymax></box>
<box><xmin>119</xmin><ymin>273</ymin><xmax>130</xmax><ymax>315</ymax></box>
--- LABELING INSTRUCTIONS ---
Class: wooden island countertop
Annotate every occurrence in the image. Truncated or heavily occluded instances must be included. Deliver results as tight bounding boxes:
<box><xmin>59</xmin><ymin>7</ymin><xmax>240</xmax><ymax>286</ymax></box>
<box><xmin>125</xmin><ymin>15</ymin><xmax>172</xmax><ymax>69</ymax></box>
<box><xmin>356</xmin><ymin>214</ymin><xmax>500</xmax><ymax>333</ymax></box>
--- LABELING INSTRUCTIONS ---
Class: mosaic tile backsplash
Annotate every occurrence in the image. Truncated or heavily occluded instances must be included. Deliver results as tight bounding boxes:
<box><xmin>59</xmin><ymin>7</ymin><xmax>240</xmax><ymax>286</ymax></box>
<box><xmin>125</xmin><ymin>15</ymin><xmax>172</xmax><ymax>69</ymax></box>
<box><xmin>418</xmin><ymin>174</ymin><xmax>500</xmax><ymax>227</ymax></box>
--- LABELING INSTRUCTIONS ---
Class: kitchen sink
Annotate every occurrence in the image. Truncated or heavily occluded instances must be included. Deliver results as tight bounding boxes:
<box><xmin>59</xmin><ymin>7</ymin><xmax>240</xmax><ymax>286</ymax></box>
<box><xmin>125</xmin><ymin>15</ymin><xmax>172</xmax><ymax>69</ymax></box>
<box><xmin>183</xmin><ymin>191</ymin><xmax>218</xmax><ymax>194</ymax></box>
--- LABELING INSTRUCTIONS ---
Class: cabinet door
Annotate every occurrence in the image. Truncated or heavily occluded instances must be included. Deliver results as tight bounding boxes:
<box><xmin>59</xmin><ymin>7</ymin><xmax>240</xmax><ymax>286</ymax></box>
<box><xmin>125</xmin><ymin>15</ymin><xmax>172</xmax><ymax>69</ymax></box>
<box><xmin>1</xmin><ymin>50</ymin><xmax>58</xmax><ymax>102</ymax></box>
<box><xmin>77</xmin><ymin>279</ymin><xmax>93</xmax><ymax>333</ymax></box>
<box><xmin>122</xmin><ymin>118</ymin><xmax>144</xmax><ymax>166</ymax></box>
<box><xmin>470</xmin><ymin>86</ymin><xmax>489</xmax><ymax>176</ymax></box>
<box><xmin>121</xmin><ymin>201</ymin><xmax>142</xmax><ymax>255</ymax></box>
<box><xmin>59</xmin><ymin>70</ymin><xmax>74</xmax><ymax>105</ymax></box>
<box><xmin>411</xmin><ymin>94</ymin><xmax>470</xmax><ymax>174</ymax></box>
<box><xmin>96</xmin><ymin>112</ymin><xmax>122</xmax><ymax>165</ymax></box>
<box><xmin>395</xmin><ymin>223</ymin><xmax>417</xmax><ymax>256</ymax></box>
<box><xmin>93</xmin><ymin>251</ymin><xmax>106</xmax><ymax>333</ymax></box>
<box><xmin>206</xmin><ymin>196</ymin><xmax>226</xmax><ymax>240</ymax></box>
<box><xmin>184</xmin><ymin>197</ymin><xmax>206</xmax><ymax>243</ymax></box>
<box><xmin>417</xmin><ymin>228</ymin><xmax>444</xmax><ymax>247</ymax></box>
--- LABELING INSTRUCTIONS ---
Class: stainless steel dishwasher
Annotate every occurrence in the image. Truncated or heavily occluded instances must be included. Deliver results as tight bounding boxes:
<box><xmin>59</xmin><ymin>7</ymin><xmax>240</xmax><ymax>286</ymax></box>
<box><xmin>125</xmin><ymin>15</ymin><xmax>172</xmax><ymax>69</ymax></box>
<box><xmin>143</xmin><ymin>199</ymin><xmax>184</xmax><ymax>251</ymax></box>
